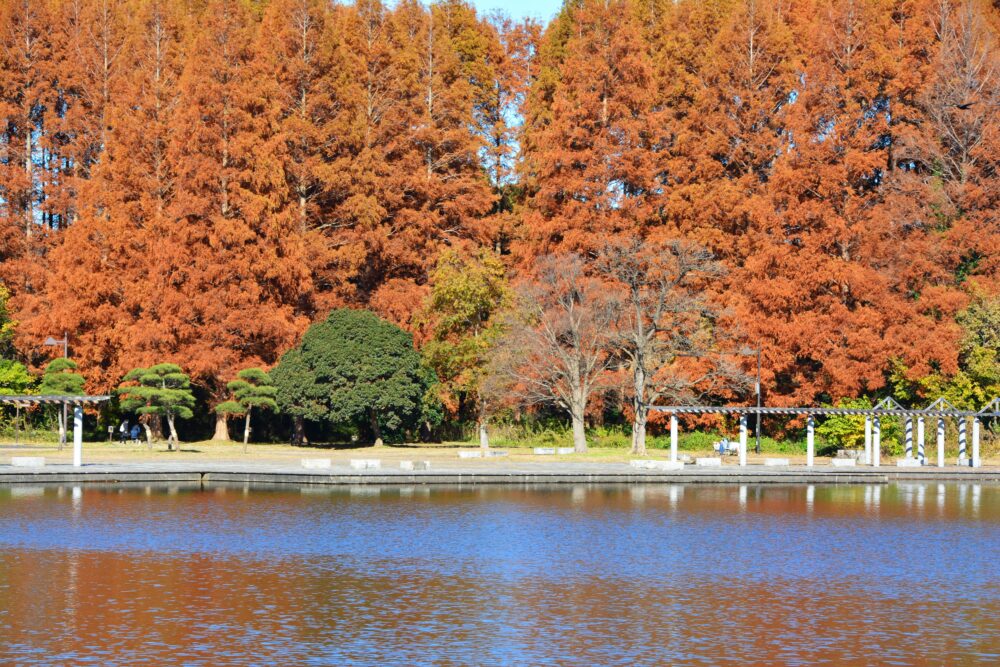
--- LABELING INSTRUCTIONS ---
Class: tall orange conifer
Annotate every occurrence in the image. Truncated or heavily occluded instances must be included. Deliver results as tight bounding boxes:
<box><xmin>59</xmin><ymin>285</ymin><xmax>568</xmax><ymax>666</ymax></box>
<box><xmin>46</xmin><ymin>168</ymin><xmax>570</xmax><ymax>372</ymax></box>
<box><xmin>158</xmin><ymin>0</ymin><xmax>311</xmax><ymax>438</ymax></box>
<box><xmin>11</xmin><ymin>0</ymin><xmax>192</xmax><ymax>389</ymax></box>
<box><xmin>520</xmin><ymin>0</ymin><xmax>660</xmax><ymax>258</ymax></box>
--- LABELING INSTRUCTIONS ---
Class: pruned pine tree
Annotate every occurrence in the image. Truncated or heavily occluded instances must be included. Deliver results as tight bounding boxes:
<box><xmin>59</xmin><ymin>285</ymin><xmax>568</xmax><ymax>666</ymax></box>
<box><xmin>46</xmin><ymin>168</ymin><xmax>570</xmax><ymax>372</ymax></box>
<box><xmin>117</xmin><ymin>363</ymin><xmax>195</xmax><ymax>450</ymax></box>
<box><xmin>216</xmin><ymin>368</ymin><xmax>279</xmax><ymax>453</ymax></box>
<box><xmin>38</xmin><ymin>358</ymin><xmax>85</xmax><ymax>450</ymax></box>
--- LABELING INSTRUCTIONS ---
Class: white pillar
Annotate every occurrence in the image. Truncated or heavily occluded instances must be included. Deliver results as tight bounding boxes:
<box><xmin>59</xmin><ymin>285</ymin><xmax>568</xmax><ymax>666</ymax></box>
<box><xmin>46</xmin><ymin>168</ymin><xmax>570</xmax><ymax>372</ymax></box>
<box><xmin>972</xmin><ymin>419</ymin><xmax>981</xmax><ymax>468</ymax></box>
<box><xmin>957</xmin><ymin>418</ymin><xmax>967</xmax><ymax>464</ymax></box>
<box><xmin>872</xmin><ymin>417</ymin><xmax>881</xmax><ymax>468</ymax></box>
<box><xmin>73</xmin><ymin>404</ymin><xmax>83</xmax><ymax>468</ymax></box>
<box><xmin>670</xmin><ymin>413</ymin><xmax>678</xmax><ymax>463</ymax></box>
<box><xmin>806</xmin><ymin>415</ymin><xmax>815</xmax><ymax>467</ymax></box>
<box><xmin>864</xmin><ymin>416</ymin><xmax>872</xmax><ymax>464</ymax></box>
<box><xmin>917</xmin><ymin>417</ymin><xmax>926</xmax><ymax>464</ymax></box>
<box><xmin>904</xmin><ymin>418</ymin><xmax>913</xmax><ymax>459</ymax></box>
<box><xmin>936</xmin><ymin>418</ymin><xmax>945</xmax><ymax>468</ymax></box>
<box><xmin>739</xmin><ymin>414</ymin><xmax>747</xmax><ymax>467</ymax></box>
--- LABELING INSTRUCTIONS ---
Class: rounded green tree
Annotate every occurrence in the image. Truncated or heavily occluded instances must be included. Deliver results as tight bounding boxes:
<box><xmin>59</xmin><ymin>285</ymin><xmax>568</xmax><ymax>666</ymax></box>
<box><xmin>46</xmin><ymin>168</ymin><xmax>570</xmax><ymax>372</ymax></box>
<box><xmin>273</xmin><ymin>309</ymin><xmax>440</xmax><ymax>445</ymax></box>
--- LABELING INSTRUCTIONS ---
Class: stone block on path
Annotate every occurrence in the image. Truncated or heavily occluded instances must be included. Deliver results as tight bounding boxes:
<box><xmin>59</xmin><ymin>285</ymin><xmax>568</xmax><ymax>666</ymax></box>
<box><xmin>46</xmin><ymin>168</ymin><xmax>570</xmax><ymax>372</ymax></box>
<box><xmin>10</xmin><ymin>457</ymin><xmax>45</xmax><ymax>467</ymax></box>
<box><xmin>458</xmin><ymin>451</ymin><xmax>482</xmax><ymax>459</ymax></box>
<box><xmin>896</xmin><ymin>458</ymin><xmax>922</xmax><ymax>468</ymax></box>
<box><xmin>400</xmin><ymin>460</ymin><xmax>431</xmax><ymax>471</ymax></box>
<box><xmin>764</xmin><ymin>458</ymin><xmax>789</xmax><ymax>466</ymax></box>
<box><xmin>830</xmin><ymin>458</ymin><xmax>857</xmax><ymax>467</ymax></box>
<box><xmin>533</xmin><ymin>447</ymin><xmax>556</xmax><ymax>455</ymax></box>
<box><xmin>300</xmin><ymin>458</ymin><xmax>331</xmax><ymax>470</ymax></box>
<box><xmin>695</xmin><ymin>457</ymin><xmax>722</xmax><ymax>467</ymax></box>
<box><xmin>630</xmin><ymin>459</ymin><xmax>684</xmax><ymax>471</ymax></box>
<box><xmin>557</xmin><ymin>447</ymin><xmax>575</xmax><ymax>455</ymax></box>
<box><xmin>485</xmin><ymin>450</ymin><xmax>508</xmax><ymax>457</ymax></box>
<box><xmin>349</xmin><ymin>459</ymin><xmax>381</xmax><ymax>470</ymax></box>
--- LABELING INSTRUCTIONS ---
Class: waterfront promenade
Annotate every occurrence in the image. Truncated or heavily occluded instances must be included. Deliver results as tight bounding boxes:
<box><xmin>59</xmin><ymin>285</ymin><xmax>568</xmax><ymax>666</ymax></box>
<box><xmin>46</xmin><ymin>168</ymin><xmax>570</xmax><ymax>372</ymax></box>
<box><xmin>2</xmin><ymin>460</ymin><xmax>999</xmax><ymax>486</ymax></box>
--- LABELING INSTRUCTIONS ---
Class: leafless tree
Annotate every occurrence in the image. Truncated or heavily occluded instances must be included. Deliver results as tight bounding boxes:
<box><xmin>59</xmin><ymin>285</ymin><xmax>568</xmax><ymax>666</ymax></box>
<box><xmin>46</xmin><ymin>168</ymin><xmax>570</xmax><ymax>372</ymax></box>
<box><xmin>487</xmin><ymin>254</ymin><xmax>617</xmax><ymax>452</ymax></box>
<box><xmin>597</xmin><ymin>238</ymin><xmax>749</xmax><ymax>455</ymax></box>
<box><xmin>924</xmin><ymin>0</ymin><xmax>1000</xmax><ymax>210</ymax></box>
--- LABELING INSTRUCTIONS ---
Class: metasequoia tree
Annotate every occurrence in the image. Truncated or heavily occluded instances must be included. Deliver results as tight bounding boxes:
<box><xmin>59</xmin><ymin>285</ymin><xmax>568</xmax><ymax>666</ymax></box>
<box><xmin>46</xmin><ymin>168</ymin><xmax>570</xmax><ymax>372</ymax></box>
<box><xmin>0</xmin><ymin>0</ymin><xmax>53</xmax><ymax>242</ymax></box>
<box><xmin>421</xmin><ymin>249</ymin><xmax>509</xmax><ymax>449</ymax></box>
<box><xmin>256</xmin><ymin>0</ymin><xmax>341</xmax><ymax>239</ymax></box>
<box><xmin>468</xmin><ymin>12</ymin><xmax>539</xmax><ymax>251</ymax></box>
<box><xmin>521</xmin><ymin>0</ymin><xmax>659</xmax><ymax>257</ymax></box>
<box><xmin>9</xmin><ymin>0</ymin><xmax>190</xmax><ymax>392</ymax></box>
<box><xmin>319</xmin><ymin>0</ymin><xmax>495</xmax><ymax>324</ymax></box>
<box><xmin>597</xmin><ymin>238</ymin><xmax>746</xmax><ymax>455</ymax></box>
<box><xmin>156</xmin><ymin>0</ymin><xmax>311</xmax><ymax>440</ymax></box>
<box><xmin>216</xmin><ymin>368</ymin><xmax>278</xmax><ymax>452</ymax></box>
<box><xmin>490</xmin><ymin>254</ymin><xmax>616</xmax><ymax>452</ymax></box>
<box><xmin>730</xmin><ymin>0</ymin><xmax>953</xmax><ymax>404</ymax></box>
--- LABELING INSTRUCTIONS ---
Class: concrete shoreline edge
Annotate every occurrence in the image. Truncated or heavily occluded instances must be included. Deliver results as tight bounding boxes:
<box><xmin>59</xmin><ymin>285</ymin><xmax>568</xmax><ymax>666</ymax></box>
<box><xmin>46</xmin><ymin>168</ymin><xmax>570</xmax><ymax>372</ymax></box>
<box><xmin>3</xmin><ymin>464</ymin><xmax>1000</xmax><ymax>486</ymax></box>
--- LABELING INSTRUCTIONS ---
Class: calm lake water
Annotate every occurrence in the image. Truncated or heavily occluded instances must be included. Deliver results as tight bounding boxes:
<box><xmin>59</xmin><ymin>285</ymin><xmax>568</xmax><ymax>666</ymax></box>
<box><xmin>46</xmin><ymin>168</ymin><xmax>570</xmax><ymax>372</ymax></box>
<box><xmin>0</xmin><ymin>482</ymin><xmax>998</xmax><ymax>665</ymax></box>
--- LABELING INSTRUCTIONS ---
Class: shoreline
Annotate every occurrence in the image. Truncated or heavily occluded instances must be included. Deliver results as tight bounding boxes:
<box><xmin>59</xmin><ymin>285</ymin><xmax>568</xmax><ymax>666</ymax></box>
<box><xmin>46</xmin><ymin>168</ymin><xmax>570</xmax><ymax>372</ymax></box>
<box><xmin>3</xmin><ymin>462</ymin><xmax>1000</xmax><ymax>486</ymax></box>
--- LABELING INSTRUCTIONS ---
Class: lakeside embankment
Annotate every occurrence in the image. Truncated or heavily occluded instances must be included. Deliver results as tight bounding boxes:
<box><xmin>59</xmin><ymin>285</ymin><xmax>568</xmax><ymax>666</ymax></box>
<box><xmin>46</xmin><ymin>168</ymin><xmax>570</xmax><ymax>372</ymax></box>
<box><xmin>3</xmin><ymin>440</ymin><xmax>999</xmax><ymax>485</ymax></box>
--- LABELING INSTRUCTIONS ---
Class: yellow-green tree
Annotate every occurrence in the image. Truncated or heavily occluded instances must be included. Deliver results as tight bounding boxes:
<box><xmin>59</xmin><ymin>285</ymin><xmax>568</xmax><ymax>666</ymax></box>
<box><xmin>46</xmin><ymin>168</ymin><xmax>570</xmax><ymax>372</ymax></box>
<box><xmin>421</xmin><ymin>249</ymin><xmax>509</xmax><ymax>448</ymax></box>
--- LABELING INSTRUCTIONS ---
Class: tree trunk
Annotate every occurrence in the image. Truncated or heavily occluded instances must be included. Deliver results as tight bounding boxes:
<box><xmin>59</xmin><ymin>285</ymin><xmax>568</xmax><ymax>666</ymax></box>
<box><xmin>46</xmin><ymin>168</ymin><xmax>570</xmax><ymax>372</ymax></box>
<box><xmin>166</xmin><ymin>414</ymin><xmax>179</xmax><ymax>451</ymax></box>
<box><xmin>292</xmin><ymin>415</ymin><xmax>307</xmax><ymax>445</ymax></box>
<box><xmin>478</xmin><ymin>400</ymin><xmax>489</xmax><ymax>450</ymax></box>
<box><xmin>142</xmin><ymin>422</ymin><xmax>153</xmax><ymax>450</ymax></box>
<box><xmin>631</xmin><ymin>363</ymin><xmax>647</xmax><ymax>456</ymax></box>
<box><xmin>571</xmin><ymin>408</ymin><xmax>588</xmax><ymax>453</ymax></box>
<box><xmin>243</xmin><ymin>409</ymin><xmax>252</xmax><ymax>454</ymax></box>
<box><xmin>147</xmin><ymin>414</ymin><xmax>165</xmax><ymax>441</ymax></box>
<box><xmin>632</xmin><ymin>410</ymin><xmax>648</xmax><ymax>457</ymax></box>
<box><xmin>369</xmin><ymin>409</ymin><xmax>383</xmax><ymax>447</ymax></box>
<box><xmin>212</xmin><ymin>412</ymin><xmax>230</xmax><ymax>441</ymax></box>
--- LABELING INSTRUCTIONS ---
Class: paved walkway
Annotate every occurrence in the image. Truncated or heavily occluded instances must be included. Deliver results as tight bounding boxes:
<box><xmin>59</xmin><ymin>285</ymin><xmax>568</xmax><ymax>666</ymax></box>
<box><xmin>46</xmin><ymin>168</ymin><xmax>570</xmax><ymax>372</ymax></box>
<box><xmin>1</xmin><ymin>461</ymin><xmax>999</xmax><ymax>486</ymax></box>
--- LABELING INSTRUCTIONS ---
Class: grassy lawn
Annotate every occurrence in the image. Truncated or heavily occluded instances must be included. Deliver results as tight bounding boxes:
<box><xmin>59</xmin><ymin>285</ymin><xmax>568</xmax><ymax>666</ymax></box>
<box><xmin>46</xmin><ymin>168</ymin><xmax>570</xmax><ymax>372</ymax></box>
<box><xmin>1</xmin><ymin>428</ymin><xmax>996</xmax><ymax>466</ymax></box>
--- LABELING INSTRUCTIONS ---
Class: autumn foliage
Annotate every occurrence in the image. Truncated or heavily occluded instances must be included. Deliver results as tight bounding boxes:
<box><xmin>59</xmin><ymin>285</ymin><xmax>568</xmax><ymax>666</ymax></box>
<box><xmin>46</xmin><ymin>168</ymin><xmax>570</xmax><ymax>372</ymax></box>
<box><xmin>0</xmin><ymin>0</ymin><xmax>997</xmax><ymax>438</ymax></box>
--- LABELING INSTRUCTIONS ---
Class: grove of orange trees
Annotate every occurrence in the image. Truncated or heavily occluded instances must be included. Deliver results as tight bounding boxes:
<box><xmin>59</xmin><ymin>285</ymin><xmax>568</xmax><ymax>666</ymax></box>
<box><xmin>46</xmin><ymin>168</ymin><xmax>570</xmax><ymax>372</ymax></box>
<box><xmin>0</xmin><ymin>0</ymin><xmax>997</xmax><ymax>440</ymax></box>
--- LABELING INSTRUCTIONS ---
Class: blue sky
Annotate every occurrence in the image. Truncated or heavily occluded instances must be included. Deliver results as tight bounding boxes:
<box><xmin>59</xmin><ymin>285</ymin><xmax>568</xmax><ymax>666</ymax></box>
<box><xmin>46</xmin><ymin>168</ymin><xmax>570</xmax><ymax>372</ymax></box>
<box><xmin>469</xmin><ymin>0</ymin><xmax>563</xmax><ymax>22</ymax></box>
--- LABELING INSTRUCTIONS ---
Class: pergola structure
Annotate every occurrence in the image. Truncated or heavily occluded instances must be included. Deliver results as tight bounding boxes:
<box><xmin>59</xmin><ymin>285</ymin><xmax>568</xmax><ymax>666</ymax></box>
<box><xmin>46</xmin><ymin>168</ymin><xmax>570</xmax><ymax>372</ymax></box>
<box><xmin>651</xmin><ymin>397</ymin><xmax>1000</xmax><ymax>468</ymax></box>
<box><xmin>2</xmin><ymin>395</ymin><xmax>112</xmax><ymax>467</ymax></box>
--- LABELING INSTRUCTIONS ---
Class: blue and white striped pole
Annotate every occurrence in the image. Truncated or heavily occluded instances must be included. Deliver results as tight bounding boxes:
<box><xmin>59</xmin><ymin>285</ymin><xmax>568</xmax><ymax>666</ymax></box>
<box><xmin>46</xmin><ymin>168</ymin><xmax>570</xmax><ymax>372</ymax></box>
<box><xmin>958</xmin><ymin>418</ymin><xmax>967</xmax><ymax>465</ymax></box>
<box><xmin>905</xmin><ymin>418</ymin><xmax>913</xmax><ymax>459</ymax></box>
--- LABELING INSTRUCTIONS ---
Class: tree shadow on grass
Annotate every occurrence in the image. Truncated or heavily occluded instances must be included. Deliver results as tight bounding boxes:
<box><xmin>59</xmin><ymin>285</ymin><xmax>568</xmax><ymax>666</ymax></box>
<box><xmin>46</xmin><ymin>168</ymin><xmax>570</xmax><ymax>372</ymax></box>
<box><xmin>290</xmin><ymin>441</ymin><xmax>460</xmax><ymax>451</ymax></box>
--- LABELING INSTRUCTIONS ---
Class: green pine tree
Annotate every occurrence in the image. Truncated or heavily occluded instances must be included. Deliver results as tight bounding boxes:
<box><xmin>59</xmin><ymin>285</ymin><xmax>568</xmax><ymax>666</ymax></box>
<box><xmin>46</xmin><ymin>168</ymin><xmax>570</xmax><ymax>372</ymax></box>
<box><xmin>117</xmin><ymin>364</ymin><xmax>196</xmax><ymax>450</ymax></box>
<box><xmin>216</xmin><ymin>368</ymin><xmax>278</xmax><ymax>452</ymax></box>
